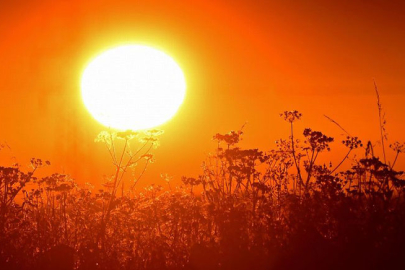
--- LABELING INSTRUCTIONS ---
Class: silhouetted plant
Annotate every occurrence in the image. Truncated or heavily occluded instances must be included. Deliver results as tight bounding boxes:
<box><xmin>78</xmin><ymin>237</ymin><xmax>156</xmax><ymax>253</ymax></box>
<box><xmin>95</xmin><ymin>129</ymin><xmax>163</xmax><ymax>257</ymax></box>
<box><xmin>1</xmin><ymin>109</ymin><xmax>405</xmax><ymax>270</ymax></box>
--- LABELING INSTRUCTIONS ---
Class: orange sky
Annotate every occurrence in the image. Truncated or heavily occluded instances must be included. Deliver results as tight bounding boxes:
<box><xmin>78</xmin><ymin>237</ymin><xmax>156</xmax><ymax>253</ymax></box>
<box><xmin>0</xmin><ymin>0</ymin><xmax>405</xmax><ymax>186</ymax></box>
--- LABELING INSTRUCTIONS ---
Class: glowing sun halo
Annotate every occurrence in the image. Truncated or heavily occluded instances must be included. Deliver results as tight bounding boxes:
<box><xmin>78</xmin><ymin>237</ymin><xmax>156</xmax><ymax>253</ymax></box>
<box><xmin>81</xmin><ymin>45</ymin><xmax>186</xmax><ymax>131</ymax></box>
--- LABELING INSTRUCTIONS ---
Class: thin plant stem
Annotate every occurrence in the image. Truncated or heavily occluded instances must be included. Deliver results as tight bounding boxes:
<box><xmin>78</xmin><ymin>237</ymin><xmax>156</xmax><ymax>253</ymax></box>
<box><xmin>330</xmin><ymin>149</ymin><xmax>352</xmax><ymax>174</ymax></box>
<box><xmin>324</xmin><ymin>114</ymin><xmax>351</xmax><ymax>136</ymax></box>
<box><xmin>374</xmin><ymin>81</ymin><xmax>387</xmax><ymax>164</ymax></box>
<box><xmin>290</xmin><ymin>122</ymin><xmax>303</xmax><ymax>186</ymax></box>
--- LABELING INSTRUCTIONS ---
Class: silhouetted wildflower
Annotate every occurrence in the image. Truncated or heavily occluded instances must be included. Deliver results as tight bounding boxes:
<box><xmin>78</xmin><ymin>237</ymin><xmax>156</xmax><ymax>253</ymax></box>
<box><xmin>280</xmin><ymin>110</ymin><xmax>302</xmax><ymax>122</ymax></box>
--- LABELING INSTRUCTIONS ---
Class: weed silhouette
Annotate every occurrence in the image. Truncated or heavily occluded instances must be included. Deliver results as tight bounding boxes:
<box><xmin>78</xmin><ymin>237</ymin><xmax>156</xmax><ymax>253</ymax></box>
<box><xmin>1</xmin><ymin>109</ymin><xmax>405</xmax><ymax>269</ymax></box>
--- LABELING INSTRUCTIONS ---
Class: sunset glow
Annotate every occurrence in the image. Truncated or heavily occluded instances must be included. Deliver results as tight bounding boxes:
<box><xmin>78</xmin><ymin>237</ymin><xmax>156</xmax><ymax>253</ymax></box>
<box><xmin>2</xmin><ymin>1</ymin><xmax>405</xmax><ymax>269</ymax></box>
<box><xmin>81</xmin><ymin>45</ymin><xmax>186</xmax><ymax>130</ymax></box>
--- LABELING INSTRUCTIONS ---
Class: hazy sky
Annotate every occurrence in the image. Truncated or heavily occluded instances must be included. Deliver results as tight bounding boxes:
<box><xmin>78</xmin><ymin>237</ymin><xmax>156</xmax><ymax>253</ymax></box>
<box><xmin>0</xmin><ymin>0</ymin><xmax>404</xmax><ymax>185</ymax></box>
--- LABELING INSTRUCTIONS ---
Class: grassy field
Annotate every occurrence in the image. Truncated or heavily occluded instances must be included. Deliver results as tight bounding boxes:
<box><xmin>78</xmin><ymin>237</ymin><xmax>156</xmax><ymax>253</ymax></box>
<box><xmin>1</xmin><ymin>110</ymin><xmax>405</xmax><ymax>270</ymax></box>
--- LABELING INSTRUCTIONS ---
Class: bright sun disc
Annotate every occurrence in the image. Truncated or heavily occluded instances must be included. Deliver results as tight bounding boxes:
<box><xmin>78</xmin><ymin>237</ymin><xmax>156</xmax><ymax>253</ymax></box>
<box><xmin>81</xmin><ymin>45</ymin><xmax>186</xmax><ymax>131</ymax></box>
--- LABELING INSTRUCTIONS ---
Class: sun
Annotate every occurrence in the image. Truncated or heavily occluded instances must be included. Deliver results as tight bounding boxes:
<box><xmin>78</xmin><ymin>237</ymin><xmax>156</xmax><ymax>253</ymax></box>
<box><xmin>81</xmin><ymin>45</ymin><xmax>186</xmax><ymax>131</ymax></box>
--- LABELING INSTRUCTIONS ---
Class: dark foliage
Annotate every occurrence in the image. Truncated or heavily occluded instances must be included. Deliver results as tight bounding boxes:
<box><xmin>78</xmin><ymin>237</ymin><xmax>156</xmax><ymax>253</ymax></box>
<box><xmin>1</xmin><ymin>112</ymin><xmax>405</xmax><ymax>270</ymax></box>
